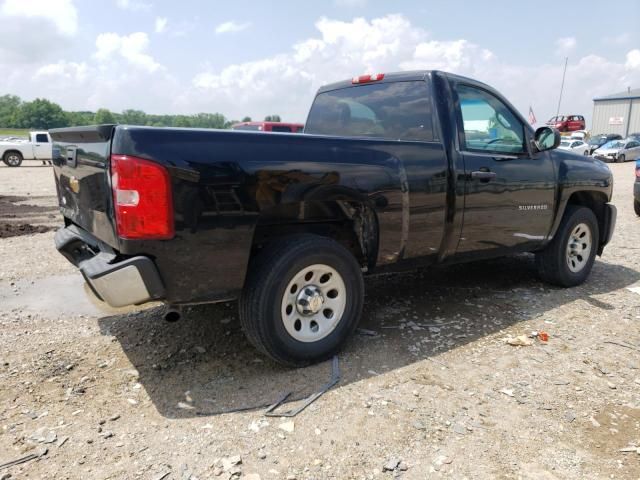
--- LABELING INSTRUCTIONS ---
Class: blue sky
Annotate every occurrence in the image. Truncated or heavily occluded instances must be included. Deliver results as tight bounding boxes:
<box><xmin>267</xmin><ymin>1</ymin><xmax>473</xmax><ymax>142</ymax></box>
<box><xmin>1</xmin><ymin>0</ymin><xmax>639</xmax><ymax>125</ymax></box>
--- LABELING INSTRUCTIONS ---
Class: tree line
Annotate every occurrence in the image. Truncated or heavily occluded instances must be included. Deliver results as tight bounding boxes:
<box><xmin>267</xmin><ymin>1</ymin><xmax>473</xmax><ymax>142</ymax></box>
<box><xmin>0</xmin><ymin>94</ymin><xmax>282</xmax><ymax>130</ymax></box>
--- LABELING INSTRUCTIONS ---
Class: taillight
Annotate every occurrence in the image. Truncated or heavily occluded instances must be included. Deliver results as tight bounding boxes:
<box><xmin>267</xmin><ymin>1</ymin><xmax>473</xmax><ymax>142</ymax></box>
<box><xmin>635</xmin><ymin>165</ymin><xmax>640</xmax><ymax>179</ymax></box>
<box><xmin>110</xmin><ymin>154</ymin><xmax>174</xmax><ymax>240</ymax></box>
<box><xmin>352</xmin><ymin>73</ymin><xmax>385</xmax><ymax>84</ymax></box>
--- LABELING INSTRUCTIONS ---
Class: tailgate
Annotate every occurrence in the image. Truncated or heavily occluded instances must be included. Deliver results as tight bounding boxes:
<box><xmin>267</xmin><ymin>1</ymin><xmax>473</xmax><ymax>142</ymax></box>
<box><xmin>50</xmin><ymin>125</ymin><xmax>119</xmax><ymax>247</ymax></box>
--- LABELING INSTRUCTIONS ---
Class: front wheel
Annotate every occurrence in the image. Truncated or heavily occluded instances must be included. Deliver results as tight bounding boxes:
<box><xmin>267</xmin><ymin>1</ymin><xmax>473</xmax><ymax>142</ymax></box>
<box><xmin>634</xmin><ymin>199</ymin><xmax>640</xmax><ymax>217</ymax></box>
<box><xmin>239</xmin><ymin>234</ymin><xmax>364</xmax><ymax>366</ymax></box>
<box><xmin>617</xmin><ymin>154</ymin><xmax>625</xmax><ymax>163</ymax></box>
<box><xmin>3</xmin><ymin>151</ymin><xmax>23</xmax><ymax>167</ymax></box>
<box><xmin>535</xmin><ymin>206</ymin><xmax>599</xmax><ymax>287</ymax></box>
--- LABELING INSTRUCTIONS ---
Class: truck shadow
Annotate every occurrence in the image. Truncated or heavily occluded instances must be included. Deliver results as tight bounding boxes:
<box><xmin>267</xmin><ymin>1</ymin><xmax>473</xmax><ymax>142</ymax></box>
<box><xmin>97</xmin><ymin>254</ymin><xmax>639</xmax><ymax>419</ymax></box>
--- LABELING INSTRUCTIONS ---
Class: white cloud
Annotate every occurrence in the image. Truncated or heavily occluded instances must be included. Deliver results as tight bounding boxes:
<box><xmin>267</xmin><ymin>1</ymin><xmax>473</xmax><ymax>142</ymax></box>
<box><xmin>215</xmin><ymin>20</ymin><xmax>251</xmax><ymax>34</ymax></box>
<box><xmin>1</xmin><ymin>0</ymin><xmax>77</xmax><ymax>35</ymax></box>
<box><xmin>3</xmin><ymin>14</ymin><xmax>640</xmax><ymax>125</ymax></box>
<box><xmin>626</xmin><ymin>50</ymin><xmax>640</xmax><ymax>69</ymax></box>
<box><xmin>94</xmin><ymin>32</ymin><xmax>162</xmax><ymax>73</ymax></box>
<box><xmin>155</xmin><ymin>17</ymin><xmax>167</xmax><ymax>34</ymax></box>
<box><xmin>555</xmin><ymin>36</ymin><xmax>577</xmax><ymax>56</ymax></box>
<box><xmin>35</xmin><ymin>61</ymin><xmax>88</xmax><ymax>82</ymax></box>
<box><xmin>115</xmin><ymin>0</ymin><xmax>151</xmax><ymax>11</ymax></box>
<box><xmin>183</xmin><ymin>15</ymin><xmax>640</xmax><ymax>123</ymax></box>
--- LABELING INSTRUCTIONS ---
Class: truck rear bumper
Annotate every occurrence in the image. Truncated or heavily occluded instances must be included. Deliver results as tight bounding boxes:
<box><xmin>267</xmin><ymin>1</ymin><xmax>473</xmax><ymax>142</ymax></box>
<box><xmin>54</xmin><ymin>226</ymin><xmax>165</xmax><ymax>308</ymax></box>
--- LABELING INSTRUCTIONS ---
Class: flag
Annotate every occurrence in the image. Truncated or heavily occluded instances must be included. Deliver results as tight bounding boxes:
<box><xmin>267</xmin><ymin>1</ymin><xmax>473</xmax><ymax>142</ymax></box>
<box><xmin>528</xmin><ymin>106</ymin><xmax>537</xmax><ymax>125</ymax></box>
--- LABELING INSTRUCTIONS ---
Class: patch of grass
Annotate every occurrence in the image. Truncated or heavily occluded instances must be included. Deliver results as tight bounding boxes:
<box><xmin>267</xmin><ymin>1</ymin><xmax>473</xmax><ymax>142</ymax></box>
<box><xmin>0</xmin><ymin>128</ymin><xmax>29</xmax><ymax>139</ymax></box>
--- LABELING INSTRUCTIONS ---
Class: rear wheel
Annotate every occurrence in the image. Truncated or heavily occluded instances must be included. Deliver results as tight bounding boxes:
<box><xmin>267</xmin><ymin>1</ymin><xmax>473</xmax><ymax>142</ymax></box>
<box><xmin>239</xmin><ymin>234</ymin><xmax>364</xmax><ymax>366</ymax></box>
<box><xmin>583</xmin><ymin>150</ymin><xmax>589</xmax><ymax>156</ymax></box>
<box><xmin>3</xmin><ymin>151</ymin><xmax>22</xmax><ymax>167</ymax></box>
<box><xmin>634</xmin><ymin>199</ymin><xmax>640</xmax><ymax>217</ymax></box>
<box><xmin>535</xmin><ymin>206</ymin><xmax>599</xmax><ymax>287</ymax></box>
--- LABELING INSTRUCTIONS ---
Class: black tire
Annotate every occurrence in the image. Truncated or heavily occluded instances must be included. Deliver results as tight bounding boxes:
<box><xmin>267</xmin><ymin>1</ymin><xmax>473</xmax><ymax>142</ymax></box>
<box><xmin>583</xmin><ymin>150</ymin><xmax>589</xmax><ymax>156</ymax></box>
<box><xmin>634</xmin><ymin>199</ymin><xmax>640</xmax><ymax>217</ymax></box>
<box><xmin>617</xmin><ymin>154</ymin><xmax>625</xmax><ymax>163</ymax></box>
<box><xmin>239</xmin><ymin>234</ymin><xmax>364</xmax><ymax>366</ymax></box>
<box><xmin>535</xmin><ymin>206</ymin><xmax>599</xmax><ymax>287</ymax></box>
<box><xmin>3</xmin><ymin>151</ymin><xmax>23</xmax><ymax>167</ymax></box>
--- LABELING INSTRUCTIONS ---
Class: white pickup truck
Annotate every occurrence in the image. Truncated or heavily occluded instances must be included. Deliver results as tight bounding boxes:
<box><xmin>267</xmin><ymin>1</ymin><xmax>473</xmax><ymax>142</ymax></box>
<box><xmin>0</xmin><ymin>131</ymin><xmax>53</xmax><ymax>167</ymax></box>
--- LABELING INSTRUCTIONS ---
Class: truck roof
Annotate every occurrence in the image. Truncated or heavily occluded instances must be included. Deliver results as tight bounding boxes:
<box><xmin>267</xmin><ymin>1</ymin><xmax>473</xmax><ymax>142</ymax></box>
<box><xmin>316</xmin><ymin>70</ymin><xmax>493</xmax><ymax>94</ymax></box>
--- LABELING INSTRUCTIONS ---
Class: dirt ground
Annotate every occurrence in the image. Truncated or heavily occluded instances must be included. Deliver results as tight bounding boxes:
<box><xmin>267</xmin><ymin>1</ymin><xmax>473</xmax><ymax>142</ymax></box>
<box><xmin>1</xmin><ymin>161</ymin><xmax>639</xmax><ymax>480</ymax></box>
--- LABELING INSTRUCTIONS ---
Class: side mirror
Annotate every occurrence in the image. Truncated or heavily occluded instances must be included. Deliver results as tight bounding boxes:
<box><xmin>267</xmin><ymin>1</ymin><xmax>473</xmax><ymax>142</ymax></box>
<box><xmin>533</xmin><ymin>126</ymin><xmax>561</xmax><ymax>152</ymax></box>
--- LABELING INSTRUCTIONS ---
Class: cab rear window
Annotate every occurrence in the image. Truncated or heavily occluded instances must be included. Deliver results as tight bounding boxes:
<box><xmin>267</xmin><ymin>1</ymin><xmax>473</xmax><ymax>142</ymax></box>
<box><xmin>305</xmin><ymin>81</ymin><xmax>435</xmax><ymax>142</ymax></box>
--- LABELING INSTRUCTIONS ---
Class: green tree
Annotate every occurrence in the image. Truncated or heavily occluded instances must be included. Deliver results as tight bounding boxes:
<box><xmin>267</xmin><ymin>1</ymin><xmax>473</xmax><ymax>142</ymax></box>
<box><xmin>241</xmin><ymin>116</ymin><xmax>252</xmax><ymax>122</ymax></box>
<box><xmin>66</xmin><ymin>111</ymin><xmax>94</xmax><ymax>126</ymax></box>
<box><xmin>17</xmin><ymin>98</ymin><xmax>68</xmax><ymax>129</ymax></box>
<box><xmin>121</xmin><ymin>109</ymin><xmax>147</xmax><ymax>125</ymax></box>
<box><xmin>264</xmin><ymin>115</ymin><xmax>281</xmax><ymax>122</ymax></box>
<box><xmin>94</xmin><ymin>108</ymin><xmax>116</xmax><ymax>124</ymax></box>
<box><xmin>0</xmin><ymin>94</ymin><xmax>21</xmax><ymax>127</ymax></box>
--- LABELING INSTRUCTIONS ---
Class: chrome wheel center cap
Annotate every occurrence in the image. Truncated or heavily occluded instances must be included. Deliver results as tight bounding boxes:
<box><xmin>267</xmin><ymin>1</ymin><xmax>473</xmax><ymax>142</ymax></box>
<box><xmin>296</xmin><ymin>286</ymin><xmax>324</xmax><ymax>315</ymax></box>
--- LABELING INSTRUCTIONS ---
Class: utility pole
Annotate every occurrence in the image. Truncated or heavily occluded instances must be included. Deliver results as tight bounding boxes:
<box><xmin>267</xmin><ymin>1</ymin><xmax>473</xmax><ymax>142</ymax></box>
<box><xmin>556</xmin><ymin>57</ymin><xmax>568</xmax><ymax>117</ymax></box>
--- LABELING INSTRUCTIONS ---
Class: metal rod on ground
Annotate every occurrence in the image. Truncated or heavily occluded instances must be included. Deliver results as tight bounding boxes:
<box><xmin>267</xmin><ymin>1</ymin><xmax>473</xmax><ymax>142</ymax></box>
<box><xmin>556</xmin><ymin>57</ymin><xmax>568</xmax><ymax>117</ymax></box>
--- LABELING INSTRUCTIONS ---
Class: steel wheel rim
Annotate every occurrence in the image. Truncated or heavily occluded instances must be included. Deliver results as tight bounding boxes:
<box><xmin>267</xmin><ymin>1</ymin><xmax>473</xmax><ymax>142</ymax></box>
<box><xmin>566</xmin><ymin>222</ymin><xmax>592</xmax><ymax>273</ymax></box>
<box><xmin>6</xmin><ymin>154</ymin><xmax>20</xmax><ymax>166</ymax></box>
<box><xmin>281</xmin><ymin>263</ymin><xmax>347</xmax><ymax>343</ymax></box>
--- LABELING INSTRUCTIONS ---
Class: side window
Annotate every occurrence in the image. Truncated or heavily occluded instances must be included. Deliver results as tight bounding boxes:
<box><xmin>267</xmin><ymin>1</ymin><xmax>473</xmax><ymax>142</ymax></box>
<box><xmin>35</xmin><ymin>134</ymin><xmax>49</xmax><ymax>143</ymax></box>
<box><xmin>574</xmin><ymin>141</ymin><xmax>583</xmax><ymax>147</ymax></box>
<box><xmin>456</xmin><ymin>84</ymin><xmax>525</xmax><ymax>154</ymax></box>
<box><xmin>628</xmin><ymin>141</ymin><xmax>639</xmax><ymax>148</ymax></box>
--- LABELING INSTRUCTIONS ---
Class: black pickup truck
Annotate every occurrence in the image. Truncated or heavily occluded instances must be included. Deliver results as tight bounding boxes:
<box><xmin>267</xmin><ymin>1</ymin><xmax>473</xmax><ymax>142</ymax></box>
<box><xmin>52</xmin><ymin>70</ymin><xmax>616</xmax><ymax>366</ymax></box>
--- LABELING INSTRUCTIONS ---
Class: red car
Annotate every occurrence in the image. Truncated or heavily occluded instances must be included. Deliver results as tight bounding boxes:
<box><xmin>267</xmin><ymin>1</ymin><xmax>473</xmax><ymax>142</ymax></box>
<box><xmin>231</xmin><ymin>121</ymin><xmax>304</xmax><ymax>133</ymax></box>
<box><xmin>546</xmin><ymin>115</ymin><xmax>585</xmax><ymax>132</ymax></box>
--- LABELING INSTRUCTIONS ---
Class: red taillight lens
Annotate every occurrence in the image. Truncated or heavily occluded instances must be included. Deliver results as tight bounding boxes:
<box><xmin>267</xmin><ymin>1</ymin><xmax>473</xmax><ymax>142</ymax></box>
<box><xmin>352</xmin><ymin>73</ymin><xmax>385</xmax><ymax>84</ymax></box>
<box><xmin>635</xmin><ymin>166</ymin><xmax>640</xmax><ymax>179</ymax></box>
<box><xmin>111</xmin><ymin>154</ymin><xmax>174</xmax><ymax>240</ymax></box>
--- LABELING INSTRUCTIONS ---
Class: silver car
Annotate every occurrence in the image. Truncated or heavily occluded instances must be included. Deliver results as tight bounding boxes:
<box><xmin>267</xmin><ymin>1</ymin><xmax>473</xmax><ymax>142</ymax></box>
<box><xmin>593</xmin><ymin>138</ymin><xmax>640</xmax><ymax>163</ymax></box>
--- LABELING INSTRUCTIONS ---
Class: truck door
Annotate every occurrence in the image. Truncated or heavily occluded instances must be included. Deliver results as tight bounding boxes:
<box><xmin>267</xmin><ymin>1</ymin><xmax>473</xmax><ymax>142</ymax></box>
<box><xmin>33</xmin><ymin>133</ymin><xmax>52</xmax><ymax>159</ymax></box>
<box><xmin>453</xmin><ymin>83</ymin><xmax>556</xmax><ymax>255</ymax></box>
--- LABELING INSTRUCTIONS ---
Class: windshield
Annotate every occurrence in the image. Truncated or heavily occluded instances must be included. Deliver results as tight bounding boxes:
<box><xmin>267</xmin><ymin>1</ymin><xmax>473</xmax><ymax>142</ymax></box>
<box><xmin>560</xmin><ymin>141</ymin><xmax>570</xmax><ymax>147</ymax></box>
<box><xmin>601</xmin><ymin>140</ymin><xmax>625</xmax><ymax>149</ymax></box>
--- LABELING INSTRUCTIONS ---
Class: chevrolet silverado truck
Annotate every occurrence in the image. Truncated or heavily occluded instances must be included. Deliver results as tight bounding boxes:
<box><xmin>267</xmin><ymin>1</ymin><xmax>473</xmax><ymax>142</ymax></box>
<box><xmin>1</xmin><ymin>131</ymin><xmax>53</xmax><ymax>166</ymax></box>
<box><xmin>51</xmin><ymin>71</ymin><xmax>616</xmax><ymax>366</ymax></box>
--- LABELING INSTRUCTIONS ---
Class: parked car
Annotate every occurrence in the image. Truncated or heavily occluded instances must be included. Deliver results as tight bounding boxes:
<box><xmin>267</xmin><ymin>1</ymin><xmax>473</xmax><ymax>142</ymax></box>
<box><xmin>628</xmin><ymin>132</ymin><xmax>640</xmax><ymax>142</ymax></box>
<box><xmin>0</xmin><ymin>131</ymin><xmax>52</xmax><ymax>166</ymax></box>
<box><xmin>587</xmin><ymin>133</ymin><xmax>623</xmax><ymax>155</ymax></box>
<box><xmin>51</xmin><ymin>70</ymin><xmax>616</xmax><ymax>366</ymax></box>
<box><xmin>635</xmin><ymin>159</ymin><xmax>640</xmax><ymax>216</ymax></box>
<box><xmin>558</xmin><ymin>139</ymin><xmax>590</xmax><ymax>155</ymax></box>
<box><xmin>593</xmin><ymin>138</ymin><xmax>640</xmax><ymax>163</ymax></box>
<box><xmin>546</xmin><ymin>115</ymin><xmax>585</xmax><ymax>132</ymax></box>
<box><xmin>569</xmin><ymin>130</ymin><xmax>589</xmax><ymax>141</ymax></box>
<box><xmin>232</xmin><ymin>121</ymin><xmax>304</xmax><ymax>133</ymax></box>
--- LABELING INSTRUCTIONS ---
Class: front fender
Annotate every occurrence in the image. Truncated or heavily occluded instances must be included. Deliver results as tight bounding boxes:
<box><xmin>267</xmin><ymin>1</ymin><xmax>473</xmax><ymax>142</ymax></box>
<box><xmin>547</xmin><ymin>150</ymin><xmax>613</xmax><ymax>244</ymax></box>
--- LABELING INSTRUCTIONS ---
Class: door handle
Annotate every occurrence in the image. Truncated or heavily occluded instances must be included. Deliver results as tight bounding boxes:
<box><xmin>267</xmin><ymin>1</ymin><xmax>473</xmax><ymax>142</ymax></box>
<box><xmin>471</xmin><ymin>170</ymin><xmax>497</xmax><ymax>181</ymax></box>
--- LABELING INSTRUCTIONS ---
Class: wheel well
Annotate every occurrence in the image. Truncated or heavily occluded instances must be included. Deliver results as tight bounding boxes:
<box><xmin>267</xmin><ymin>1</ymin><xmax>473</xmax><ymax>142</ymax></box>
<box><xmin>3</xmin><ymin>150</ymin><xmax>23</xmax><ymax>159</ymax></box>
<box><xmin>566</xmin><ymin>191</ymin><xmax>608</xmax><ymax>243</ymax></box>
<box><xmin>250</xmin><ymin>200</ymin><xmax>378</xmax><ymax>270</ymax></box>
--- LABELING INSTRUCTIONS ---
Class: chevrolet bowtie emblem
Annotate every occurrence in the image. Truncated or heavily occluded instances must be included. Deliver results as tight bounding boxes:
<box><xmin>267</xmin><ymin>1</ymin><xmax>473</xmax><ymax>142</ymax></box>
<box><xmin>69</xmin><ymin>176</ymin><xmax>80</xmax><ymax>193</ymax></box>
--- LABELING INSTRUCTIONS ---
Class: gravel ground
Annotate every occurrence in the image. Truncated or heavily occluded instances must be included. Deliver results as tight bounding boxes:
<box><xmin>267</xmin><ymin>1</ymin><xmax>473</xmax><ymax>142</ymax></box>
<box><xmin>0</xmin><ymin>162</ymin><xmax>639</xmax><ymax>480</ymax></box>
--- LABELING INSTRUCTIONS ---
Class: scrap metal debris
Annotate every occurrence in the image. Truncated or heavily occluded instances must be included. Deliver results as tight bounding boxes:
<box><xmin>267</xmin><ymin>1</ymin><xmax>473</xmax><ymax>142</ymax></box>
<box><xmin>265</xmin><ymin>356</ymin><xmax>340</xmax><ymax>418</ymax></box>
<box><xmin>0</xmin><ymin>448</ymin><xmax>48</xmax><ymax>471</ymax></box>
